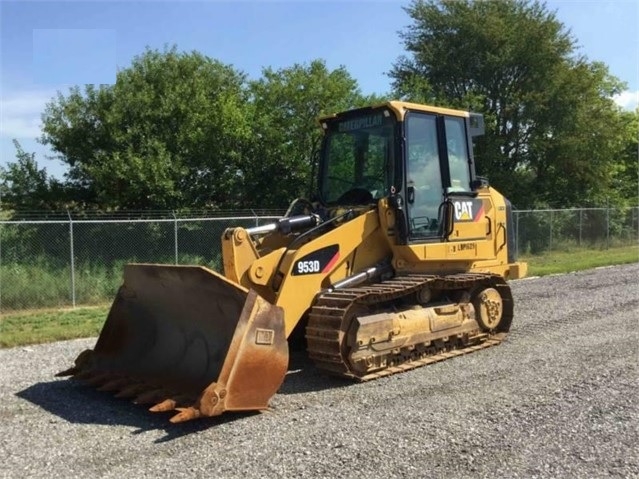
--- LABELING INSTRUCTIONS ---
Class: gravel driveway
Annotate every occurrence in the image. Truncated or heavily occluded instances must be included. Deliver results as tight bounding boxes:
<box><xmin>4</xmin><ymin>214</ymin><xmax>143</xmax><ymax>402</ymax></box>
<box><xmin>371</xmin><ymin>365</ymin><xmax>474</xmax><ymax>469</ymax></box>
<box><xmin>1</xmin><ymin>263</ymin><xmax>638</xmax><ymax>478</ymax></box>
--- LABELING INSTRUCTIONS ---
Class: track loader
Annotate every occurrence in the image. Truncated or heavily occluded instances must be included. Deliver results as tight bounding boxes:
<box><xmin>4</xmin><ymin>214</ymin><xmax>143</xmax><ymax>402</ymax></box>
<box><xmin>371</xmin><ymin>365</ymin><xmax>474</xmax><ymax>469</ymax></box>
<box><xmin>58</xmin><ymin>101</ymin><xmax>527</xmax><ymax>423</ymax></box>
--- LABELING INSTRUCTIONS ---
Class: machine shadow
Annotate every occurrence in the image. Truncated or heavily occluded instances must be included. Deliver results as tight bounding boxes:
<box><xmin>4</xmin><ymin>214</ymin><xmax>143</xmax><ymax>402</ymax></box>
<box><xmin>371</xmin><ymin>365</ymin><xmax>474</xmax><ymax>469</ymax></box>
<box><xmin>17</xmin><ymin>354</ymin><xmax>346</xmax><ymax>440</ymax></box>
<box><xmin>16</xmin><ymin>379</ymin><xmax>258</xmax><ymax>442</ymax></box>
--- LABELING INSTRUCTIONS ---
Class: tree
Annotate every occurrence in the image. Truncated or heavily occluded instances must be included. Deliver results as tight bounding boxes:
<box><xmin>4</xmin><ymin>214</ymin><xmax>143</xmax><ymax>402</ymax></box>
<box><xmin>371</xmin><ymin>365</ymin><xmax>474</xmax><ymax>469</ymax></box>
<box><xmin>40</xmin><ymin>46</ymin><xmax>252</xmax><ymax>210</ymax></box>
<box><xmin>523</xmin><ymin>61</ymin><xmax>631</xmax><ymax>207</ymax></box>
<box><xmin>609</xmin><ymin>108</ymin><xmax>639</xmax><ymax>206</ymax></box>
<box><xmin>0</xmin><ymin>140</ymin><xmax>65</xmax><ymax>211</ymax></box>
<box><xmin>244</xmin><ymin>60</ymin><xmax>380</xmax><ymax>207</ymax></box>
<box><xmin>390</xmin><ymin>0</ymin><xmax>632</xmax><ymax>208</ymax></box>
<box><xmin>40</xmin><ymin>50</ymin><xmax>386</xmax><ymax>210</ymax></box>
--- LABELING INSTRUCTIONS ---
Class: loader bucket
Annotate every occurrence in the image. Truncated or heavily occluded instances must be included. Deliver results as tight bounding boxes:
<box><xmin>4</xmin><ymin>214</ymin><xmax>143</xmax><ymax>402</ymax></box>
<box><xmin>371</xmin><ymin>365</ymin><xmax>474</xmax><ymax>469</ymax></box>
<box><xmin>57</xmin><ymin>264</ymin><xmax>289</xmax><ymax>423</ymax></box>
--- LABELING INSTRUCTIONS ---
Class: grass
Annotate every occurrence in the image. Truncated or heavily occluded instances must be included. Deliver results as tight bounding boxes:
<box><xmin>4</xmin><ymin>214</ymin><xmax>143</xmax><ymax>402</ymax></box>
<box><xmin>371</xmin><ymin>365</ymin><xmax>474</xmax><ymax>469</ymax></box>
<box><xmin>0</xmin><ymin>305</ymin><xmax>109</xmax><ymax>348</ymax></box>
<box><xmin>1</xmin><ymin>244</ymin><xmax>637</xmax><ymax>348</ymax></box>
<box><xmin>0</xmin><ymin>259</ymin><xmax>124</xmax><ymax>311</ymax></box>
<box><xmin>521</xmin><ymin>244</ymin><xmax>639</xmax><ymax>276</ymax></box>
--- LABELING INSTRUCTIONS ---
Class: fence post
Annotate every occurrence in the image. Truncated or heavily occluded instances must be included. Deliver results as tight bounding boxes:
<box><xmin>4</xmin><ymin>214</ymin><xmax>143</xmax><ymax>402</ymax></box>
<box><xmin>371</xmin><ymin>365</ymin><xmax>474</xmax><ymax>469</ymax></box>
<box><xmin>579</xmin><ymin>209</ymin><xmax>582</xmax><ymax>247</ymax></box>
<box><xmin>549</xmin><ymin>210</ymin><xmax>553</xmax><ymax>251</ymax></box>
<box><xmin>251</xmin><ymin>209</ymin><xmax>258</xmax><ymax>227</ymax></box>
<box><xmin>172</xmin><ymin>211</ymin><xmax>178</xmax><ymax>265</ymax></box>
<box><xmin>67</xmin><ymin>209</ymin><xmax>76</xmax><ymax>308</ymax></box>
<box><xmin>515</xmin><ymin>211</ymin><xmax>520</xmax><ymax>259</ymax></box>
<box><xmin>606</xmin><ymin>200</ymin><xmax>610</xmax><ymax>249</ymax></box>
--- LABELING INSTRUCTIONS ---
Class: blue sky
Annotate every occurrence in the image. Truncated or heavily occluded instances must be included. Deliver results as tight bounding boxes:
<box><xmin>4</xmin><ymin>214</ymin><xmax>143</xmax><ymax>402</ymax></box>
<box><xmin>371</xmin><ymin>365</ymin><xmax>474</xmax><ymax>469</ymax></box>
<box><xmin>1</xmin><ymin>0</ymin><xmax>637</xmax><ymax>179</ymax></box>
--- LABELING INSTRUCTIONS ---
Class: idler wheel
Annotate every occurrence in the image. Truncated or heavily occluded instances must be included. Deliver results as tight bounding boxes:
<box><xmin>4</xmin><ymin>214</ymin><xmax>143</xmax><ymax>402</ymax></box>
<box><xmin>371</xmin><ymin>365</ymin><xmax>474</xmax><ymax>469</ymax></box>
<box><xmin>473</xmin><ymin>287</ymin><xmax>503</xmax><ymax>331</ymax></box>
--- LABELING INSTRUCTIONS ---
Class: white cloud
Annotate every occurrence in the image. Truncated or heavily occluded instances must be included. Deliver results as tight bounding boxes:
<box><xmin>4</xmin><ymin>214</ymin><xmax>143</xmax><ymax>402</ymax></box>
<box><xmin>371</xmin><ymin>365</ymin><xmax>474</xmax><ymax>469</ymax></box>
<box><xmin>613</xmin><ymin>90</ymin><xmax>639</xmax><ymax>111</ymax></box>
<box><xmin>0</xmin><ymin>89</ymin><xmax>57</xmax><ymax>139</ymax></box>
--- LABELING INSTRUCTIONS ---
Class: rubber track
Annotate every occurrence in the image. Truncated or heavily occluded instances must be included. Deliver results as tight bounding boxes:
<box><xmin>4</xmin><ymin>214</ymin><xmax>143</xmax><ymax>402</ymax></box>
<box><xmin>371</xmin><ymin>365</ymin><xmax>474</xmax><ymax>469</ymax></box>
<box><xmin>306</xmin><ymin>273</ymin><xmax>513</xmax><ymax>381</ymax></box>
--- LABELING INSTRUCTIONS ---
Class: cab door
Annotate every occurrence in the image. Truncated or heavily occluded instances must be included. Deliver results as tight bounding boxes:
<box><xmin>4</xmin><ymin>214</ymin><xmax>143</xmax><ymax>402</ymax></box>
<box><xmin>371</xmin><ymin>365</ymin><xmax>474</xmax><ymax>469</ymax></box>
<box><xmin>405</xmin><ymin>112</ymin><xmax>443</xmax><ymax>239</ymax></box>
<box><xmin>442</xmin><ymin>116</ymin><xmax>491</xmax><ymax>242</ymax></box>
<box><xmin>405</xmin><ymin>112</ymin><xmax>490</xmax><ymax>244</ymax></box>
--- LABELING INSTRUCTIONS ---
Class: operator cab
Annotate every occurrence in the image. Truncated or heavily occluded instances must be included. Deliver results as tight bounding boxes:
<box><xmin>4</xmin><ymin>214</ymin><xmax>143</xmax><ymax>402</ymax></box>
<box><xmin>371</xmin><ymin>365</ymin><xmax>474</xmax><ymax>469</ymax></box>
<box><xmin>318</xmin><ymin>101</ymin><xmax>484</xmax><ymax>243</ymax></box>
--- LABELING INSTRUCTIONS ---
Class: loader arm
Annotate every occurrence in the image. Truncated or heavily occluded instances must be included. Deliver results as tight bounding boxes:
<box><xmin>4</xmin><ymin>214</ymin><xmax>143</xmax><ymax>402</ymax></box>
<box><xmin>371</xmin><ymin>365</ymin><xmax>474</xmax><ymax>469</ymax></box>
<box><xmin>222</xmin><ymin>207</ymin><xmax>393</xmax><ymax>338</ymax></box>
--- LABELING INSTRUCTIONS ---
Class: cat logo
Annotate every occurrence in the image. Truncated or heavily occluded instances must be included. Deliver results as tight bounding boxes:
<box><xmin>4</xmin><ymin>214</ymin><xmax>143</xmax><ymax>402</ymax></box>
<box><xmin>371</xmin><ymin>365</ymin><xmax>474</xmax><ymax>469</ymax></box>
<box><xmin>454</xmin><ymin>201</ymin><xmax>474</xmax><ymax>221</ymax></box>
<box><xmin>452</xmin><ymin>198</ymin><xmax>485</xmax><ymax>222</ymax></box>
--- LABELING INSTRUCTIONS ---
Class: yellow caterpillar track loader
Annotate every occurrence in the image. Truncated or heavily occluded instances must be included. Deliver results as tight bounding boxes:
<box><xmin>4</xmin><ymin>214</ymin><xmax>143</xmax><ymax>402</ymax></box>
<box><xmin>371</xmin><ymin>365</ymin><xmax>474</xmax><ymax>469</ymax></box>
<box><xmin>58</xmin><ymin>101</ymin><xmax>527</xmax><ymax>423</ymax></box>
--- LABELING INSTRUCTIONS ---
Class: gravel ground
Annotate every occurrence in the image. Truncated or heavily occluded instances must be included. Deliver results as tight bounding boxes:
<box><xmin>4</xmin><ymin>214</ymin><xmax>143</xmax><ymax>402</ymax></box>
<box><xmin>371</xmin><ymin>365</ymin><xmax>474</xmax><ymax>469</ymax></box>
<box><xmin>1</xmin><ymin>263</ymin><xmax>638</xmax><ymax>479</ymax></box>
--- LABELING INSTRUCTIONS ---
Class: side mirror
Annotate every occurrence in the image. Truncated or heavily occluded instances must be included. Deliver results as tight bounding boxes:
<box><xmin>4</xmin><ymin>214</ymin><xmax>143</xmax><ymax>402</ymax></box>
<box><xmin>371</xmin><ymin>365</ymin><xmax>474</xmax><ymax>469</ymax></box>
<box><xmin>470</xmin><ymin>176</ymin><xmax>489</xmax><ymax>191</ymax></box>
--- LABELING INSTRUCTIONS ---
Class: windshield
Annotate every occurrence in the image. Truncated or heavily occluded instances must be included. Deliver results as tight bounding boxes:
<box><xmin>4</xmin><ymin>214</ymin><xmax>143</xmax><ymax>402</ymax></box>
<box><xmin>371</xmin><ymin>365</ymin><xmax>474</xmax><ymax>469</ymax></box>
<box><xmin>320</xmin><ymin>111</ymin><xmax>396</xmax><ymax>204</ymax></box>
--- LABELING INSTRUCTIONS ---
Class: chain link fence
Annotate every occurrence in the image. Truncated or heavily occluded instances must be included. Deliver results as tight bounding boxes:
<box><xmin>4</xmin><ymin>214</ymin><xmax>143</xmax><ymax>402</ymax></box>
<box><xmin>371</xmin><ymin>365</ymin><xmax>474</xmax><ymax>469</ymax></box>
<box><xmin>0</xmin><ymin>210</ymin><xmax>283</xmax><ymax>314</ymax></box>
<box><xmin>1</xmin><ymin>207</ymin><xmax>637</xmax><ymax>314</ymax></box>
<box><xmin>513</xmin><ymin>207</ymin><xmax>639</xmax><ymax>255</ymax></box>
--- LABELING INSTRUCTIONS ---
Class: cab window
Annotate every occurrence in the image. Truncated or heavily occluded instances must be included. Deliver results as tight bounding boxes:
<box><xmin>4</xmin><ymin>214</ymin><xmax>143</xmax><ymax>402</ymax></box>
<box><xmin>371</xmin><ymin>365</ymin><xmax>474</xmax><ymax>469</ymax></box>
<box><xmin>321</xmin><ymin>112</ymin><xmax>395</xmax><ymax>204</ymax></box>
<box><xmin>406</xmin><ymin>113</ymin><xmax>442</xmax><ymax>237</ymax></box>
<box><xmin>445</xmin><ymin>117</ymin><xmax>471</xmax><ymax>192</ymax></box>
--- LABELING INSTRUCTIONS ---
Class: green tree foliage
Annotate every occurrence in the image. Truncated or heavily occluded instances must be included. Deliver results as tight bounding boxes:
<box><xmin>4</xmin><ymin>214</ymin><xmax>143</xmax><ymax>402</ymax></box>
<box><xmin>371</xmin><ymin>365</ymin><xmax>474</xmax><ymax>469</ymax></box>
<box><xmin>526</xmin><ymin>62</ymin><xmax>633</xmax><ymax>207</ymax></box>
<box><xmin>40</xmin><ymin>47</ymin><xmax>252</xmax><ymax>210</ymax></box>
<box><xmin>390</xmin><ymin>0</ymin><xmax>633</xmax><ymax>208</ymax></box>
<box><xmin>37</xmin><ymin>51</ymin><xmax>374</xmax><ymax>210</ymax></box>
<box><xmin>610</xmin><ymin>109</ymin><xmax>639</xmax><ymax>205</ymax></box>
<box><xmin>244</xmin><ymin>60</ymin><xmax>376</xmax><ymax>207</ymax></box>
<box><xmin>0</xmin><ymin>140</ymin><xmax>65</xmax><ymax>210</ymax></box>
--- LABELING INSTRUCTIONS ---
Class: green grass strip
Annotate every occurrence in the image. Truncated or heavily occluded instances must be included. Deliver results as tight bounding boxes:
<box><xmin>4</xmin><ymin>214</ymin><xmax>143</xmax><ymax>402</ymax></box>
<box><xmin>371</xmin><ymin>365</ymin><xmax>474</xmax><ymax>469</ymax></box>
<box><xmin>0</xmin><ymin>306</ymin><xmax>109</xmax><ymax>348</ymax></box>
<box><xmin>522</xmin><ymin>244</ymin><xmax>639</xmax><ymax>276</ymax></box>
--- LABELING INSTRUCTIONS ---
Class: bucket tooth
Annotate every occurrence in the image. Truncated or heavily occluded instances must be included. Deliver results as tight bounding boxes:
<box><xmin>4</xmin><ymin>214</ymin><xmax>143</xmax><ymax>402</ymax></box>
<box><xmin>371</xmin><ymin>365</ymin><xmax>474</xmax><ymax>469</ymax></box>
<box><xmin>84</xmin><ymin>372</ymin><xmax>118</xmax><ymax>387</ymax></box>
<box><xmin>134</xmin><ymin>389</ymin><xmax>171</xmax><ymax>405</ymax></box>
<box><xmin>149</xmin><ymin>399</ymin><xmax>179</xmax><ymax>413</ymax></box>
<box><xmin>148</xmin><ymin>394</ymin><xmax>193</xmax><ymax>411</ymax></box>
<box><xmin>114</xmin><ymin>383</ymin><xmax>149</xmax><ymax>399</ymax></box>
<box><xmin>57</xmin><ymin>349</ymin><xmax>94</xmax><ymax>377</ymax></box>
<box><xmin>97</xmin><ymin>377</ymin><xmax>131</xmax><ymax>392</ymax></box>
<box><xmin>169</xmin><ymin>407</ymin><xmax>201</xmax><ymax>424</ymax></box>
<box><xmin>55</xmin><ymin>366</ymin><xmax>79</xmax><ymax>377</ymax></box>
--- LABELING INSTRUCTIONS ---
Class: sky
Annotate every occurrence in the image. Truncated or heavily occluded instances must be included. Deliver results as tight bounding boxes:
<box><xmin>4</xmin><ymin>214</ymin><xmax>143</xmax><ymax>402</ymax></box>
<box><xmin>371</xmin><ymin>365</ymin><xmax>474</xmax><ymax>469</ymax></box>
<box><xmin>1</xmin><ymin>0</ymin><xmax>638</xmax><ymax>180</ymax></box>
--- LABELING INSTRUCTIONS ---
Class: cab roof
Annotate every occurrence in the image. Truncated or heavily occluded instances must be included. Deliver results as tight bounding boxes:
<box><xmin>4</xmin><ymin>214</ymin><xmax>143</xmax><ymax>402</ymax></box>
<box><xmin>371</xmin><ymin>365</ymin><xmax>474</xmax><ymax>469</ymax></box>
<box><xmin>319</xmin><ymin>101</ymin><xmax>470</xmax><ymax>123</ymax></box>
